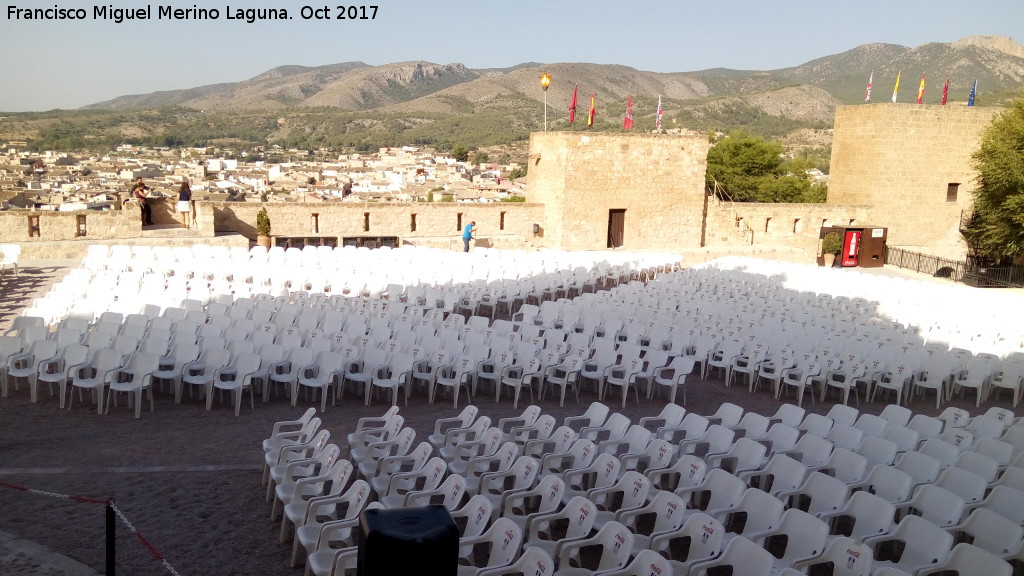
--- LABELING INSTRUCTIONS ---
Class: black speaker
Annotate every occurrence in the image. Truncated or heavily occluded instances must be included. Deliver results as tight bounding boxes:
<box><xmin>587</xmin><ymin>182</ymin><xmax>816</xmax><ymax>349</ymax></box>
<box><xmin>357</xmin><ymin>504</ymin><xmax>458</xmax><ymax>576</ymax></box>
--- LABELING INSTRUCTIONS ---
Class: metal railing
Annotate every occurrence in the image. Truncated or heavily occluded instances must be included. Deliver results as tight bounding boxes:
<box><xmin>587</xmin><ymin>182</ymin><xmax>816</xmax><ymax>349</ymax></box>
<box><xmin>886</xmin><ymin>246</ymin><xmax>1024</xmax><ymax>288</ymax></box>
<box><xmin>885</xmin><ymin>247</ymin><xmax>967</xmax><ymax>282</ymax></box>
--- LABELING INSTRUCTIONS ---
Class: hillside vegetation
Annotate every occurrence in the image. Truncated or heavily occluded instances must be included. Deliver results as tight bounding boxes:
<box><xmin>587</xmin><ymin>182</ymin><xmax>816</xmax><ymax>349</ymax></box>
<box><xmin>3</xmin><ymin>36</ymin><xmax>1023</xmax><ymax>158</ymax></box>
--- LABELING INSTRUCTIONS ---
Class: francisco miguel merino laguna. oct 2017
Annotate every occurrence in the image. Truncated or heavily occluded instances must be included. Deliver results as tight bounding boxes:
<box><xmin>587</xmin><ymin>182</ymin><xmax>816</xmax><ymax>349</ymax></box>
<box><xmin>7</xmin><ymin>5</ymin><xmax>292</xmax><ymax>23</ymax></box>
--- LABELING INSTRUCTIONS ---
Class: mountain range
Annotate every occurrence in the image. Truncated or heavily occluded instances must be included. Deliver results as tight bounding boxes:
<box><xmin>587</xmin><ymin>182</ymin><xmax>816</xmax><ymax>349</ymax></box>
<box><xmin>7</xmin><ymin>35</ymin><xmax>1024</xmax><ymax>154</ymax></box>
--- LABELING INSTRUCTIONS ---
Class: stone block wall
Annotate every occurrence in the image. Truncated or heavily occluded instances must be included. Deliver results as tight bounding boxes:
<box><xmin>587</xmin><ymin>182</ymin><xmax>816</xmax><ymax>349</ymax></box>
<box><xmin>527</xmin><ymin>132</ymin><xmax>710</xmax><ymax>251</ymax></box>
<box><xmin>828</xmin><ymin>103</ymin><xmax>1001</xmax><ymax>257</ymax></box>
<box><xmin>724</xmin><ymin>201</ymin><xmax>874</xmax><ymax>257</ymax></box>
<box><xmin>0</xmin><ymin>209</ymin><xmax>139</xmax><ymax>242</ymax></box>
<box><xmin>206</xmin><ymin>200</ymin><xmax>546</xmax><ymax>250</ymax></box>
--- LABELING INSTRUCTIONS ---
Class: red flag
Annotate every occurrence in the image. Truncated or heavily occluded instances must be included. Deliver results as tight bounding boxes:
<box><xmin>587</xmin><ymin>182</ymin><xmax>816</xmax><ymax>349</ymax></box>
<box><xmin>587</xmin><ymin>92</ymin><xmax>595</xmax><ymax>128</ymax></box>
<box><xmin>865</xmin><ymin>72</ymin><xmax>873</xmax><ymax>103</ymax></box>
<box><xmin>568</xmin><ymin>84</ymin><xmax>578</xmax><ymax>124</ymax></box>
<box><xmin>941</xmin><ymin>78</ymin><xmax>949</xmax><ymax>105</ymax></box>
<box><xmin>916</xmin><ymin>74</ymin><xmax>925</xmax><ymax>104</ymax></box>
<box><xmin>623</xmin><ymin>94</ymin><xmax>634</xmax><ymax>131</ymax></box>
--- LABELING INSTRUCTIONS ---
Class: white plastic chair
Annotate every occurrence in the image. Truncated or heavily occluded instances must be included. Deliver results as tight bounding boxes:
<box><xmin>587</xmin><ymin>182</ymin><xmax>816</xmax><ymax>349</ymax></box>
<box><xmin>561</xmin><ymin>453</ymin><xmax>622</xmax><ymax>504</ymax></box>
<box><xmin>747</xmin><ymin>507</ymin><xmax>829</xmax><ymax>573</ymax></box>
<box><xmin>208</xmin><ymin>351</ymin><xmax>261</xmax><ymax>415</ymax></box>
<box><xmin>68</xmin><ymin>347</ymin><xmax>123</xmax><ymax>414</ymax></box>
<box><xmin>591</xmin><ymin>549</ymin><xmax>672</xmax><ymax>576</ymax></box>
<box><xmin>294</xmin><ymin>351</ymin><xmax>344</xmax><ymax>411</ymax></box>
<box><xmin>777</xmin><ymin>470</ymin><xmax>849</xmax><ymax>518</ymax></box>
<box><xmin>916</xmin><ymin>542</ymin><xmax>1011</xmax><ymax>576</ymax></box>
<box><xmin>615</xmin><ymin>490</ymin><xmax>687</xmax><ymax>554</ymax></box>
<box><xmin>677</xmin><ymin>468</ymin><xmax>747</xmax><ymax>520</ymax></box>
<box><xmin>498</xmin><ymin>473</ymin><xmax>564</xmax><ymax>529</ymax></box>
<box><xmin>37</xmin><ymin>343</ymin><xmax>90</xmax><ymax>408</ymax></box>
<box><xmin>367</xmin><ymin>441</ymin><xmax>432</xmax><ymax>499</ymax></box>
<box><xmin>589</xmin><ymin>470</ymin><xmax>651</xmax><ymax>529</ymax></box>
<box><xmin>477</xmin><ymin>455</ymin><xmax>538</xmax><ymax>511</ymax></box>
<box><xmin>946</xmin><ymin>507</ymin><xmax>1024</xmax><ymax>559</ymax></box>
<box><xmin>818</xmin><ymin>490</ymin><xmax>895</xmax><ymax>543</ymax></box>
<box><xmin>497</xmin><ymin>357</ymin><xmax>544</xmax><ymax>408</ymax></box>
<box><xmin>523</xmin><ymin>495</ymin><xmax>597</xmax><ymax>560</ymax></box>
<box><xmin>5</xmin><ymin>338</ymin><xmax>58</xmax><ymax>401</ymax></box>
<box><xmin>456</xmin><ymin>517</ymin><xmax>522</xmax><ymax>576</ymax></box>
<box><xmin>402</xmin><ymin>472</ymin><xmax>467</xmax><ymax>510</ymax></box>
<box><xmin>791</xmin><ymin>536</ymin><xmax>872</xmax><ymax>576</ymax></box>
<box><xmin>288</xmin><ymin>480</ymin><xmax>372</xmax><ymax>566</ymax></box>
<box><xmin>476</xmin><ymin>542</ymin><xmax>552</xmax><ymax>576</ymax></box>
<box><xmin>552</xmin><ymin>520</ymin><xmax>633</xmax><ymax>576</ymax></box>
<box><xmin>646</xmin><ymin>453</ymin><xmax>707</xmax><ymax>493</ymax></box>
<box><xmin>686</xmin><ymin>534</ymin><xmax>776</xmax><ymax>576</ymax></box>
<box><xmin>862</xmin><ymin>514</ymin><xmax>953</xmax><ymax>575</ymax></box>
<box><xmin>462</xmin><ymin>441</ymin><xmax>519</xmax><ymax>495</ymax></box>
<box><xmin>105</xmin><ymin>351</ymin><xmax>159</xmax><ymax>418</ymax></box>
<box><xmin>178</xmin><ymin>346</ymin><xmax>231</xmax><ymax>404</ymax></box>
<box><xmin>894</xmin><ymin>483</ymin><xmax>964</xmax><ymax>528</ymax></box>
<box><xmin>433</xmin><ymin>354</ymin><xmax>476</xmax><ymax>407</ymax></box>
<box><xmin>378</xmin><ymin>456</ymin><xmax>447</xmax><ymax>508</ymax></box>
<box><xmin>427</xmin><ymin>405</ymin><xmax>479</xmax><ymax>449</ymax></box>
<box><xmin>649</xmin><ymin>511</ymin><xmax>725</xmax><ymax>575</ymax></box>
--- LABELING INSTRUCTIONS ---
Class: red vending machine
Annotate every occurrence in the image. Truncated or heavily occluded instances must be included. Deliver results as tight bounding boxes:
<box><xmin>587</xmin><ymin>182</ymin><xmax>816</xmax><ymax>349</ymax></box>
<box><xmin>841</xmin><ymin>229</ymin><xmax>862</xmax><ymax>267</ymax></box>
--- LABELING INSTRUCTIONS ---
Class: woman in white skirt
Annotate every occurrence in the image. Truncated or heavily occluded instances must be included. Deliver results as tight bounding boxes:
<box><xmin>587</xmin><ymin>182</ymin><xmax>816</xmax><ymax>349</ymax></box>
<box><xmin>177</xmin><ymin>181</ymin><xmax>193</xmax><ymax>229</ymax></box>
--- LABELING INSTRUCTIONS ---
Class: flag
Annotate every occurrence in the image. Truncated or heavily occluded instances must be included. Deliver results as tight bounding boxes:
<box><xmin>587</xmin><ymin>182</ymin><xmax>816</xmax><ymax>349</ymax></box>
<box><xmin>568</xmin><ymin>84</ymin><xmax>578</xmax><ymax>124</ymax></box>
<box><xmin>941</xmin><ymin>78</ymin><xmax>949</xmax><ymax>105</ymax></box>
<box><xmin>865</xmin><ymin>72</ymin><xmax>873</xmax><ymax>103</ymax></box>
<box><xmin>623</xmin><ymin>94</ymin><xmax>634</xmax><ymax>131</ymax></box>
<box><xmin>968</xmin><ymin>80</ymin><xmax>977</xmax><ymax>106</ymax></box>
<box><xmin>916</xmin><ymin>74</ymin><xmax>925</xmax><ymax>104</ymax></box>
<box><xmin>587</xmin><ymin>92</ymin><xmax>595</xmax><ymax>127</ymax></box>
<box><xmin>891</xmin><ymin>70</ymin><xmax>901</xmax><ymax>103</ymax></box>
<box><xmin>656</xmin><ymin>95</ymin><xmax>663</xmax><ymax>130</ymax></box>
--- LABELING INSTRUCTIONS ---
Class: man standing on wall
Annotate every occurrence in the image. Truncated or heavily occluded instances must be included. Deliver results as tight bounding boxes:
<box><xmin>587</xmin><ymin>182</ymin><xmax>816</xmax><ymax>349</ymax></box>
<box><xmin>462</xmin><ymin>221</ymin><xmax>476</xmax><ymax>252</ymax></box>
<box><xmin>133</xmin><ymin>179</ymin><xmax>153</xmax><ymax>226</ymax></box>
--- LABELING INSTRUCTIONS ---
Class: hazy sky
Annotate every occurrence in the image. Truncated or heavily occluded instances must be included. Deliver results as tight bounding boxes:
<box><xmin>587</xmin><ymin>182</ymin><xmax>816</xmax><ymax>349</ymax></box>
<box><xmin>2</xmin><ymin>0</ymin><xmax>1021</xmax><ymax>111</ymax></box>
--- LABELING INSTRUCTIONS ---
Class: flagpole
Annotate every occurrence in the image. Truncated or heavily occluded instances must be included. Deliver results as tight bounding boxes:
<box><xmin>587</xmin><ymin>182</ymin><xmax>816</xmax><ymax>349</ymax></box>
<box><xmin>540</xmin><ymin>73</ymin><xmax>551</xmax><ymax>131</ymax></box>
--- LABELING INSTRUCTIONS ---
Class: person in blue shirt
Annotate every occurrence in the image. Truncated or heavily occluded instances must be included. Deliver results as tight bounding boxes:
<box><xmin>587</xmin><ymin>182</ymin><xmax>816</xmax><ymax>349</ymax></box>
<box><xmin>462</xmin><ymin>221</ymin><xmax>476</xmax><ymax>252</ymax></box>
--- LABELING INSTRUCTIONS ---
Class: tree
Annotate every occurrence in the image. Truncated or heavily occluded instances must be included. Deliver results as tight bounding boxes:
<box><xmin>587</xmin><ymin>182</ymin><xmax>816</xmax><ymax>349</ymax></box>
<box><xmin>967</xmin><ymin>94</ymin><xmax>1024</xmax><ymax>259</ymax></box>
<box><xmin>451</xmin><ymin>144</ymin><xmax>469</xmax><ymax>162</ymax></box>
<box><xmin>705</xmin><ymin>131</ymin><xmax>824</xmax><ymax>203</ymax></box>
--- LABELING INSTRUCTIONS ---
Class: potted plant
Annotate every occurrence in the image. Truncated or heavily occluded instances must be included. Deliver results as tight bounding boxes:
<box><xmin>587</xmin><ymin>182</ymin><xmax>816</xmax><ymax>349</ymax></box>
<box><xmin>256</xmin><ymin>206</ymin><xmax>272</xmax><ymax>249</ymax></box>
<box><xmin>821</xmin><ymin>231</ymin><xmax>842</xmax><ymax>267</ymax></box>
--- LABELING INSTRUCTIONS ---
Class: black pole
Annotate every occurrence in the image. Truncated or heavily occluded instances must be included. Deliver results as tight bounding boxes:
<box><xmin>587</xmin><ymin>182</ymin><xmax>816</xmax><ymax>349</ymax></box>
<box><xmin>106</xmin><ymin>500</ymin><xmax>115</xmax><ymax>576</ymax></box>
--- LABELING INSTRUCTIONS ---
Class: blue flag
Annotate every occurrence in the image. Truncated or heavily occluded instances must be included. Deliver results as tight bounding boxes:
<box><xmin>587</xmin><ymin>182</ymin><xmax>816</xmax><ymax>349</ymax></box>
<box><xmin>968</xmin><ymin>80</ymin><xmax>977</xmax><ymax>106</ymax></box>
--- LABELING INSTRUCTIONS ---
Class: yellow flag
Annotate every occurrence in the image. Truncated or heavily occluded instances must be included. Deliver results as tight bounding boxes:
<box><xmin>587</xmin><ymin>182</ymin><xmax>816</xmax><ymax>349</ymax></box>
<box><xmin>916</xmin><ymin>74</ymin><xmax>925</xmax><ymax>104</ymax></box>
<box><xmin>891</xmin><ymin>70</ymin><xmax>901</xmax><ymax>102</ymax></box>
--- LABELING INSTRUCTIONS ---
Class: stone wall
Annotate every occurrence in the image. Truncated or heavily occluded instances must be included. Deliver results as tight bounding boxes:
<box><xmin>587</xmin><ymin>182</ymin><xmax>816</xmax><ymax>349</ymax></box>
<box><xmin>526</xmin><ymin>132</ymin><xmax>710</xmax><ymax>251</ymax></box>
<box><xmin>207</xmin><ymin>200</ymin><xmax>546</xmax><ymax>250</ymax></box>
<box><xmin>0</xmin><ymin>208</ymin><xmax>139</xmax><ymax>242</ymax></box>
<box><xmin>725</xmin><ymin>201</ymin><xmax>874</xmax><ymax>257</ymax></box>
<box><xmin>828</xmin><ymin>103</ymin><xmax>1001</xmax><ymax>258</ymax></box>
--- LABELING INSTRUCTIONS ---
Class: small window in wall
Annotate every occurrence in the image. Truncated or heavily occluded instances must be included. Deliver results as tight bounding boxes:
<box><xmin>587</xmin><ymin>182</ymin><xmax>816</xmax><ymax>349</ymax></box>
<box><xmin>311</xmin><ymin>213</ymin><xmax>319</xmax><ymax>234</ymax></box>
<box><xmin>28</xmin><ymin>215</ymin><xmax>40</xmax><ymax>238</ymax></box>
<box><xmin>764</xmin><ymin>218</ymin><xmax>772</xmax><ymax>233</ymax></box>
<box><xmin>848</xmin><ymin>219</ymin><xmax>856</xmax><ymax>226</ymax></box>
<box><xmin>821</xmin><ymin>218</ymin><xmax>829</xmax><ymax>229</ymax></box>
<box><xmin>792</xmin><ymin>218</ymin><xmax>801</xmax><ymax>233</ymax></box>
<box><xmin>947</xmin><ymin>183</ymin><xmax>960</xmax><ymax>202</ymax></box>
<box><xmin>363</xmin><ymin>212</ymin><xmax>370</xmax><ymax>232</ymax></box>
<box><xmin>499</xmin><ymin>211</ymin><xmax>506</xmax><ymax>231</ymax></box>
<box><xmin>76</xmin><ymin>214</ymin><xmax>87</xmax><ymax>237</ymax></box>
<box><xmin>410</xmin><ymin>214</ymin><xmax>417</xmax><ymax>232</ymax></box>
<box><xmin>457</xmin><ymin>213</ymin><xmax>463</xmax><ymax>231</ymax></box>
